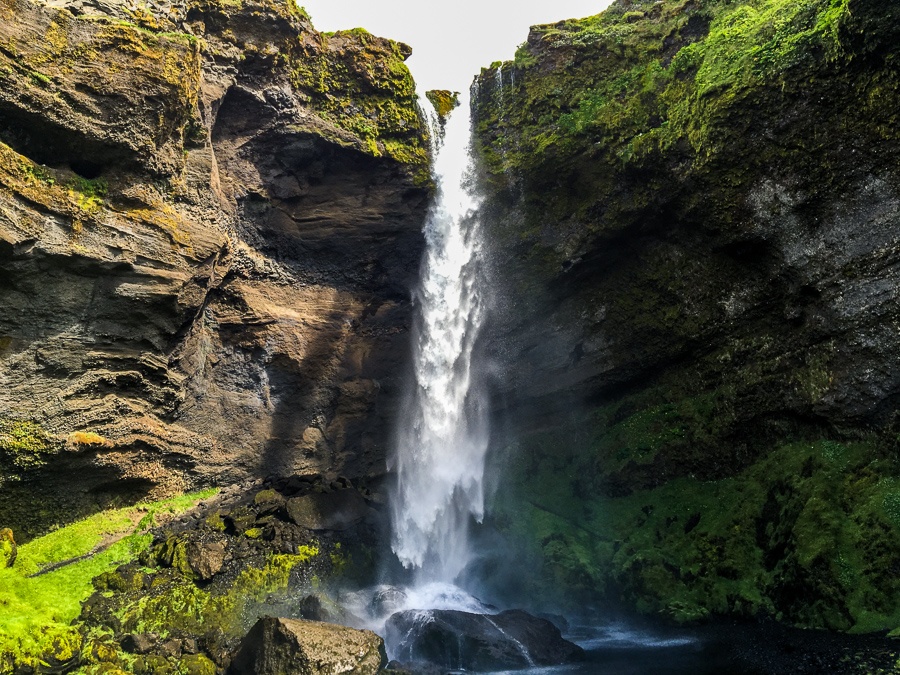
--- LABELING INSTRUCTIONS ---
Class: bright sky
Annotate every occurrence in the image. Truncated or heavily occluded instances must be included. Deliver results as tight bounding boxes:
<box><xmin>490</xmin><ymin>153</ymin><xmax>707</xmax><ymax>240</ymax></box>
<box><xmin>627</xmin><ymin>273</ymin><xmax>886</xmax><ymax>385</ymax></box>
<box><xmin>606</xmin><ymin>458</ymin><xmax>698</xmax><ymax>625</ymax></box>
<box><xmin>300</xmin><ymin>0</ymin><xmax>614</xmax><ymax>93</ymax></box>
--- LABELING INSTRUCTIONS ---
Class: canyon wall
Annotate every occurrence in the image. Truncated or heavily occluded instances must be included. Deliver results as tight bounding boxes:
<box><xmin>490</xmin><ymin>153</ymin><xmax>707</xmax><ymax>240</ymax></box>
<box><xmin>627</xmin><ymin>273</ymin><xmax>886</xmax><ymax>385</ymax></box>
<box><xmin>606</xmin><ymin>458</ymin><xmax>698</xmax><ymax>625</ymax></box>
<box><xmin>0</xmin><ymin>0</ymin><xmax>431</xmax><ymax>539</ymax></box>
<box><xmin>473</xmin><ymin>0</ymin><xmax>900</xmax><ymax>632</ymax></box>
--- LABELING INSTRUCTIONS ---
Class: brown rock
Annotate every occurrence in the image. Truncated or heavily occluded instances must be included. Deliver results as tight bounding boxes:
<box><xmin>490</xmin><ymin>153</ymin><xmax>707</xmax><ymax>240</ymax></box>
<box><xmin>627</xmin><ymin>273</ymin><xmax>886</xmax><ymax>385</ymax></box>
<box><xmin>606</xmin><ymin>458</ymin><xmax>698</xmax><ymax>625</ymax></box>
<box><xmin>229</xmin><ymin>617</ymin><xmax>386</xmax><ymax>675</ymax></box>
<box><xmin>185</xmin><ymin>540</ymin><xmax>226</xmax><ymax>581</ymax></box>
<box><xmin>120</xmin><ymin>633</ymin><xmax>156</xmax><ymax>655</ymax></box>
<box><xmin>0</xmin><ymin>0</ymin><xmax>430</xmax><ymax>539</ymax></box>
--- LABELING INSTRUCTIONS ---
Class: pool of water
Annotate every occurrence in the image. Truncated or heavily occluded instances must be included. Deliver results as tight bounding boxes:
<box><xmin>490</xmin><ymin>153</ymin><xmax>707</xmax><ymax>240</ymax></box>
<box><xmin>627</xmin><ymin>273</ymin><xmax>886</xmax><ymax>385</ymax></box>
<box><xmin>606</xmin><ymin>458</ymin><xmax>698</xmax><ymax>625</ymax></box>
<box><xmin>482</xmin><ymin>623</ymin><xmax>747</xmax><ymax>675</ymax></box>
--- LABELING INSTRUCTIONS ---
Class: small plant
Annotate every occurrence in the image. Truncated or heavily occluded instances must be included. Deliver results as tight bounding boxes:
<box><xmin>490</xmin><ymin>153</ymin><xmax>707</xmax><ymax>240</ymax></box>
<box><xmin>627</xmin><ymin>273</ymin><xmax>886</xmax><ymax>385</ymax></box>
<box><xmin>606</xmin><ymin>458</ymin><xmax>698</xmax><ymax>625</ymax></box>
<box><xmin>66</xmin><ymin>431</ymin><xmax>113</xmax><ymax>448</ymax></box>
<box><xmin>68</xmin><ymin>176</ymin><xmax>107</xmax><ymax>213</ymax></box>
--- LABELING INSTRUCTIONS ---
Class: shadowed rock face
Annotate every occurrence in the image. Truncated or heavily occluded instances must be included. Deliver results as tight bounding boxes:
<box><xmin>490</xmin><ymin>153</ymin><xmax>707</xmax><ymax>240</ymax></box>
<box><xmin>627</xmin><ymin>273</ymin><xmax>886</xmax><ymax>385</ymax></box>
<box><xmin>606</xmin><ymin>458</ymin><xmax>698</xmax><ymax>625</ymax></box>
<box><xmin>471</xmin><ymin>0</ymin><xmax>900</xmax><ymax>633</ymax></box>
<box><xmin>0</xmin><ymin>0</ymin><xmax>431</xmax><ymax>538</ymax></box>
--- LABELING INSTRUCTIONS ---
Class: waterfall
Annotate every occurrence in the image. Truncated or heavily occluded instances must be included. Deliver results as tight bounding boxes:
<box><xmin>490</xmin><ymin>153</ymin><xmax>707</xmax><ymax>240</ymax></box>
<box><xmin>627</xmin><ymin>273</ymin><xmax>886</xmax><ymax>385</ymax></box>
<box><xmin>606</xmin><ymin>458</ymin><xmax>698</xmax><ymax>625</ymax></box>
<box><xmin>390</xmin><ymin>91</ymin><xmax>489</xmax><ymax>584</ymax></box>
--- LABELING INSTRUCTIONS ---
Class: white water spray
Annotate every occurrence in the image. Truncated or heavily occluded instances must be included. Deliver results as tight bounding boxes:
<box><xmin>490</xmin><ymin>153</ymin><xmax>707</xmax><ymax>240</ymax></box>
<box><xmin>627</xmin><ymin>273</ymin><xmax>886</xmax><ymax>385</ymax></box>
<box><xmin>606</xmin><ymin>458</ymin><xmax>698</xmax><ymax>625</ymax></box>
<box><xmin>391</xmin><ymin>91</ymin><xmax>489</xmax><ymax>584</ymax></box>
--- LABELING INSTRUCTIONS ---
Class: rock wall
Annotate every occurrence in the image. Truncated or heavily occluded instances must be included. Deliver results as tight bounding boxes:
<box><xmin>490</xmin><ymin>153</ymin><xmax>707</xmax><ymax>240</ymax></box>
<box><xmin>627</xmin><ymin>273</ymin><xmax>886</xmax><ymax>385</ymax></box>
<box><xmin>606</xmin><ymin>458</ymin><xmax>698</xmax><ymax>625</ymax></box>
<box><xmin>472</xmin><ymin>0</ymin><xmax>900</xmax><ymax>632</ymax></box>
<box><xmin>0</xmin><ymin>0</ymin><xmax>431</xmax><ymax>539</ymax></box>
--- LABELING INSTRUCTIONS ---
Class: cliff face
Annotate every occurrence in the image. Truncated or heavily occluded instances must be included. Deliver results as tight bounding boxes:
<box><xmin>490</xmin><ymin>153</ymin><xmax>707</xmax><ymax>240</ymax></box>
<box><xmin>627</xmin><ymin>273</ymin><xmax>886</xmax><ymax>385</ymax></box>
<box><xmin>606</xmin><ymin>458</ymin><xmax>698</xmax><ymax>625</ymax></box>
<box><xmin>472</xmin><ymin>0</ymin><xmax>900</xmax><ymax>631</ymax></box>
<box><xmin>0</xmin><ymin>0</ymin><xmax>430</xmax><ymax>539</ymax></box>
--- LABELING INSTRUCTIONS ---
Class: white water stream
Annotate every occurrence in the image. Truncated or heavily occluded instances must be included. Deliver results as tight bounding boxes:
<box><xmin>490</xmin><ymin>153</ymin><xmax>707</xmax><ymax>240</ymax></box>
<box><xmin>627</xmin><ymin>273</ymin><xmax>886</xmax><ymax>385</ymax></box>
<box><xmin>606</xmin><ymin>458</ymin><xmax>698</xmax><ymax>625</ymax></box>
<box><xmin>390</xmin><ymin>91</ymin><xmax>489</xmax><ymax>585</ymax></box>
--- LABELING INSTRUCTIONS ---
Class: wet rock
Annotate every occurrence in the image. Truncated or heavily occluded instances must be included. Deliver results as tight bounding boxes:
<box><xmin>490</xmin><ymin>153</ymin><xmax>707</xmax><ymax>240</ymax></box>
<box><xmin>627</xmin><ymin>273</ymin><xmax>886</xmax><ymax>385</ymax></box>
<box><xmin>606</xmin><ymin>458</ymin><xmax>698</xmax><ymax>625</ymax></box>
<box><xmin>286</xmin><ymin>489</ymin><xmax>370</xmax><ymax>532</ymax></box>
<box><xmin>385</xmin><ymin>609</ymin><xmax>584</xmax><ymax>671</ymax></box>
<box><xmin>383</xmin><ymin>661</ymin><xmax>443</xmax><ymax>675</ymax></box>
<box><xmin>229</xmin><ymin>617</ymin><xmax>387</xmax><ymax>675</ymax></box>
<box><xmin>538</xmin><ymin>613</ymin><xmax>570</xmax><ymax>633</ymax></box>
<box><xmin>369</xmin><ymin>586</ymin><xmax>408</xmax><ymax>617</ymax></box>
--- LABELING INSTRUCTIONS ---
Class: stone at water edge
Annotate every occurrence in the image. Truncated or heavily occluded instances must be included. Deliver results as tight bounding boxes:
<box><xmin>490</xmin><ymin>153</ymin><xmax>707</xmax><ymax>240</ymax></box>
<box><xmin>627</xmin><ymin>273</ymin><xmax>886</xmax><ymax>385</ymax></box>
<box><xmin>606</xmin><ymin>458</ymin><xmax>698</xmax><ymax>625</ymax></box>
<box><xmin>385</xmin><ymin>608</ymin><xmax>584</xmax><ymax>671</ymax></box>
<box><xmin>229</xmin><ymin>617</ymin><xmax>387</xmax><ymax>675</ymax></box>
<box><xmin>0</xmin><ymin>528</ymin><xmax>16</xmax><ymax>569</ymax></box>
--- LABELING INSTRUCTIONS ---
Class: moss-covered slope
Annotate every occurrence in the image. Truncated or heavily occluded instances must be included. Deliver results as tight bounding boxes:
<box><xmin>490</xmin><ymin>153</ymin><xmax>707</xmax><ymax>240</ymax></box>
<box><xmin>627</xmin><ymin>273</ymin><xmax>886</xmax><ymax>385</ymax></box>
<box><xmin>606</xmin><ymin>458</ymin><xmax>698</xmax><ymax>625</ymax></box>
<box><xmin>472</xmin><ymin>0</ymin><xmax>900</xmax><ymax>632</ymax></box>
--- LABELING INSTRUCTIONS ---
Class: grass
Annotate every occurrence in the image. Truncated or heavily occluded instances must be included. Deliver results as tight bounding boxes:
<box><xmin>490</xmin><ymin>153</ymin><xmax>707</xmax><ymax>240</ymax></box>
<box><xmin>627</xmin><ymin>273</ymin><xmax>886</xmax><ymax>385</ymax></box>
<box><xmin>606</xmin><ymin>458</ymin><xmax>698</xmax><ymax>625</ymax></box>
<box><xmin>0</xmin><ymin>490</ymin><xmax>216</xmax><ymax>668</ymax></box>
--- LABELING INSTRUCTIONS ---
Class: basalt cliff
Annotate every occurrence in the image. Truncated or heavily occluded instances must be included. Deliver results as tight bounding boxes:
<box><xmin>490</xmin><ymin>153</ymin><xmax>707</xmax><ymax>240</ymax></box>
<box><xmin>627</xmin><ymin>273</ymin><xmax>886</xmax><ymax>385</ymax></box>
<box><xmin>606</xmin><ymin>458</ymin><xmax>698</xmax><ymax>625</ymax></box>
<box><xmin>473</xmin><ymin>0</ymin><xmax>900</xmax><ymax>635</ymax></box>
<box><xmin>6</xmin><ymin>0</ymin><xmax>900</xmax><ymax>671</ymax></box>
<box><xmin>0</xmin><ymin>0</ymin><xmax>430</xmax><ymax>539</ymax></box>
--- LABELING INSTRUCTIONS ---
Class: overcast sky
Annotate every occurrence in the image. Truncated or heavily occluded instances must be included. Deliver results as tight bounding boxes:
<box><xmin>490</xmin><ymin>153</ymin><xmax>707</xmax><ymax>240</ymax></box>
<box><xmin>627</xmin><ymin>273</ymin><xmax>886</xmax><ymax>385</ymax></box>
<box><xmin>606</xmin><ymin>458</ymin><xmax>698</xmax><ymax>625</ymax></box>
<box><xmin>300</xmin><ymin>0</ymin><xmax>614</xmax><ymax>93</ymax></box>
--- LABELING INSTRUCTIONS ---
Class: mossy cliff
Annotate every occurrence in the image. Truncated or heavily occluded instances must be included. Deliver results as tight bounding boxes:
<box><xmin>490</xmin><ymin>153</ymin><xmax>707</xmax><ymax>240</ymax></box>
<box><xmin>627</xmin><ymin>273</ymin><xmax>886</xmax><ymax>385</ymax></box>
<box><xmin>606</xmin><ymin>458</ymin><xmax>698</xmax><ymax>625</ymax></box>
<box><xmin>471</xmin><ymin>0</ymin><xmax>900</xmax><ymax>632</ymax></box>
<box><xmin>0</xmin><ymin>0</ymin><xmax>430</xmax><ymax>539</ymax></box>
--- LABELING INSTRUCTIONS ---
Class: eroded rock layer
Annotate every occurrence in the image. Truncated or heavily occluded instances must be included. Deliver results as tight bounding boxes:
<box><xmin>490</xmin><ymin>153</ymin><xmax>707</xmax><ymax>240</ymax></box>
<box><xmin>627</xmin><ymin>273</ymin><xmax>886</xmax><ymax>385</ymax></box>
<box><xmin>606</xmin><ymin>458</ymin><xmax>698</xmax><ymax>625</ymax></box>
<box><xmin>472</xmin><ymin>0</ymin><xmax>900</xmax><ymax>632</ymax></box>
<box><xmin>0</xmin><ymin>0</ymin><xmax>431</xmax><ymax>538</ymax></box>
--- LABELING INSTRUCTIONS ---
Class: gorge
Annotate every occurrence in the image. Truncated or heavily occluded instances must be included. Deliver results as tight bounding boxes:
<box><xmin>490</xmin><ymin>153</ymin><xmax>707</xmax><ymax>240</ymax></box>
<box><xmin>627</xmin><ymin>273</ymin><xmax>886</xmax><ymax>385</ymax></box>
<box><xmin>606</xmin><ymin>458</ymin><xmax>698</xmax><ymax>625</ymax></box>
<box><xmin>3</xmin><ymin>0</ymin><xmax>900</xmax><ymax>673</ymax></box>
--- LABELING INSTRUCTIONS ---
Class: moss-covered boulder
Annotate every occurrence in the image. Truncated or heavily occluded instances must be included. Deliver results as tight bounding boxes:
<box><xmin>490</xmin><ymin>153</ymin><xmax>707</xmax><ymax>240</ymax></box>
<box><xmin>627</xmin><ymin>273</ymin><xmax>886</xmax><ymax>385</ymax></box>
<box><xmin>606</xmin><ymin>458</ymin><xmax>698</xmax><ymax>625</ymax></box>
<box><xmin>425</xmin><ymin>90</ymin><xmax>461</xmax><ymax>123</ymax></box>
<box><xmin>471</xmin><ymin>0</ymin><xmax>900</xmax><ymax>633</ymax></box>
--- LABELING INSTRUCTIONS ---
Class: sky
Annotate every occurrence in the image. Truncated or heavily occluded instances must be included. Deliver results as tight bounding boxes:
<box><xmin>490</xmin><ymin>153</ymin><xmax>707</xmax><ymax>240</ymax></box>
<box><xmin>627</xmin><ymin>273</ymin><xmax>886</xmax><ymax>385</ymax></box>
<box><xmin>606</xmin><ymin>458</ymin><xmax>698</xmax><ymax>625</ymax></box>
<box><xmin>300</xmin><ymin>0</ymin><xmax>615</xmax><ymax>93</ymax></box>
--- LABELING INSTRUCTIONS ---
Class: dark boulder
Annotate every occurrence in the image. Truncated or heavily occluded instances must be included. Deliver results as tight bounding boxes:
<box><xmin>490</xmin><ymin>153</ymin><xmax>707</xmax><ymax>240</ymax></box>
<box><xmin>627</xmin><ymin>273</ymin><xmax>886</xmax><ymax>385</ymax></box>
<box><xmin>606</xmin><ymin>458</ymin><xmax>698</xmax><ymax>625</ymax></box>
<box><xmin>385</xmin><ymin>609</ymin><xmax>584</xmax><ymax>671</ymax></box>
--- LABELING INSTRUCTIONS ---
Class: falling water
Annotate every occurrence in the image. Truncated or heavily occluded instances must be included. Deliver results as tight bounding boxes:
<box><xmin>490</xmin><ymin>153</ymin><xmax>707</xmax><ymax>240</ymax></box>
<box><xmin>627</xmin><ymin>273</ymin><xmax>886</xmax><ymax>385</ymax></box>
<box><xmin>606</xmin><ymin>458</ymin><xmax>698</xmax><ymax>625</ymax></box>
<box><xmin>391</xmin><ymin>91</ymin><xmax>489</xmax><ymax>584</ymax></box>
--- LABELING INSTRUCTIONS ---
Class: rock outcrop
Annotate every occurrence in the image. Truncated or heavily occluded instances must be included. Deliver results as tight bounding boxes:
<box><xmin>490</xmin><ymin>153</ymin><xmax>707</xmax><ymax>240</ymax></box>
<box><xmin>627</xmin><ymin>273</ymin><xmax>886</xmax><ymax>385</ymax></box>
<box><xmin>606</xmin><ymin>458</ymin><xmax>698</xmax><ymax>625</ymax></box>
<box><xmin>230</xmin><ymin>617</ymin><xmax>387</xmax><ymax>675</ymax></box>
<box><xmin>0</xmin><ymin>0</ymin><xmax>431</xmax><ymax>539</ymax></box>
<box><xmin>472</xmin><ymin>0</ymin><xmax>900</xmax><ymax>632</ymax></box>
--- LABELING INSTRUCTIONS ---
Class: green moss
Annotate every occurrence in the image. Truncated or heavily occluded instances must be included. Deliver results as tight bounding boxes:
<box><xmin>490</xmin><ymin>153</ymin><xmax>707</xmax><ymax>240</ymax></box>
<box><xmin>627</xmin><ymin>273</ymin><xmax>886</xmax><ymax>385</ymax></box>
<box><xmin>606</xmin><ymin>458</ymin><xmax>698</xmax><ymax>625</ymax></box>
<box><xmin>0</xmin><ymin>529</ymin><xmax>15</xmax><ymax>570</ymax></box>
<box><xmin>288</xmin><ymin>30</ymin><xmax>428</xmax><ymax>170</ymax></box>
<box><xmin>69</xmin><ymin>176</ymin><xmax>108</xmax><ymax>213</ymax></box>
<box><xmin>115</xmin><ymin>546</ymin><xmax>320</xmax><ymax>639</ymax></box>
<box><xmin>28</xmin><ymin>70</ymin><xmax>52</xmax><ymax>86</ymax></box>
<box><xmin>473</xmin><ymin>0</ymin><xmax>898</xmax><ymax>245</ymax></box>
<box><xmin>492</xmin><ymin>418</ymin><xmax>900</xmax><ymax>632</ymax></box>
<box><xmin>0</xmin><ymin>490</ymin><xmax>215</xmax><ymax>671</ymax></box>
<box><xmin>425</xmin><ymin>89</ymin><xmax>460</xmax><ymax>120</ymax></box>
<box><xmin>0</xmin><ymin>419</ymin><xmax>59</xmax><ymax>476</ymax></box>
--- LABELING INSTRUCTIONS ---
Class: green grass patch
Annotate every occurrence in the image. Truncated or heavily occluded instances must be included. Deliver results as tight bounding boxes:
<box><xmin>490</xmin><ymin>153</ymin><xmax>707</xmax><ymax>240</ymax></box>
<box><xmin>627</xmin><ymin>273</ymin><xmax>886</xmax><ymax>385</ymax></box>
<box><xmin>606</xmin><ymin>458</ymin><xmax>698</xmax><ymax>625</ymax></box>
<box><xmin>0</xmin><ymin>490</ymin><xmax>216</xmax><ymax>669</ymax></box>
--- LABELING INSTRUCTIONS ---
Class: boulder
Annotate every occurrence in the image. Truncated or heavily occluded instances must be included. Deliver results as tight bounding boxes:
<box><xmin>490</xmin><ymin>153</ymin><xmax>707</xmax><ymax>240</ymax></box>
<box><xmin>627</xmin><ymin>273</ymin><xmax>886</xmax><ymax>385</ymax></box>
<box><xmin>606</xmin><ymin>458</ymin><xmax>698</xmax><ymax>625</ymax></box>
<box><xmin>229</xmin><ymin>617</ymin><xmax>387</xmax><ymax>675</ymax></box>
<box><xmin>120</xmin><ymin>633</ymin><xmax>156</xmax><ymax>655</ymax></box>
<box><xmin>185</xmin><ymin>540</ymin><xmax>226</xmax><ymax>581</ymax></box>
<box><xmin>285</xmin><ymin>489</ymin><xmax>369</xmax><ymax>532</ymax></box>
<box><xmin>385</xmin><ymin>609</ymin><xmax>584</xmax><ymax>671</ymax></box>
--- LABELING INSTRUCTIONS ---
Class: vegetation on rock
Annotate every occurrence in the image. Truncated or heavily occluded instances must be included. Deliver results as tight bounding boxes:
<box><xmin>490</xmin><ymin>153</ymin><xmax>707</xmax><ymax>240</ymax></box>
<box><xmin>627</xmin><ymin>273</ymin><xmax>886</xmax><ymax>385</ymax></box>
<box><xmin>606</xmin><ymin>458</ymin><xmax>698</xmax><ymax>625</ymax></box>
<box><xmin>0</xmin><ymin>490</ymin><xmax>215</xmax><ymax>674</ymax></box>
<box><xmin>425</xmin><ymin>89</ymin><xmax>461</xmax><ymax>121</ymax></box>
<box><xmin>473</xmin><ymin>0</ymin><xmax>900</xmax><ymax>634</ymax></box>
<box><xmin>290</xmin><ymin>28</ymin><xmax>429</xmax><ymax>169</ymax></box>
